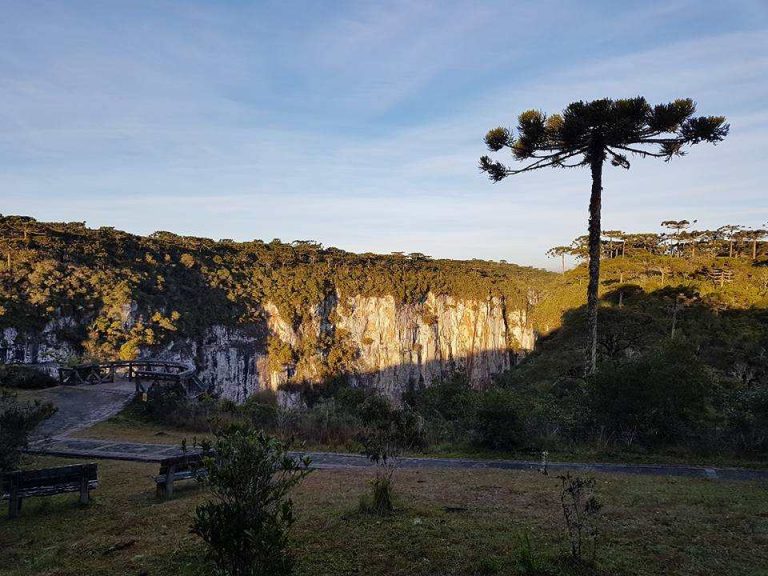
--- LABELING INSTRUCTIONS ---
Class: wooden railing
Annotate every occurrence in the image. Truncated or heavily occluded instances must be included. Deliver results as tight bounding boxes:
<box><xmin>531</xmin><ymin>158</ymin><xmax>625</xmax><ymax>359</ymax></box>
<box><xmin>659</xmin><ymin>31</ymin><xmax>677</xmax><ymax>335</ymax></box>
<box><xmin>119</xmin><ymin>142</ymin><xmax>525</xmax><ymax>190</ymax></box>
<box><xmin>58</xmin><ymin>360</ymin><xmax>208</xmax><ymax>397</ymax></box>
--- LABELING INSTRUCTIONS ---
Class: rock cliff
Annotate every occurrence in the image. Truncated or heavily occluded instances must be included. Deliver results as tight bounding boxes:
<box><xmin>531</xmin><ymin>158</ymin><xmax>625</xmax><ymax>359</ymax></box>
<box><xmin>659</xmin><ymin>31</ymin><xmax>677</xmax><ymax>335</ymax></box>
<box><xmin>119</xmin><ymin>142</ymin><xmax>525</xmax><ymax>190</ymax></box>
<box><xmin>1</xmin><ymin>291</ymin><xmax>534</xmax><ymax>401</ymax></box>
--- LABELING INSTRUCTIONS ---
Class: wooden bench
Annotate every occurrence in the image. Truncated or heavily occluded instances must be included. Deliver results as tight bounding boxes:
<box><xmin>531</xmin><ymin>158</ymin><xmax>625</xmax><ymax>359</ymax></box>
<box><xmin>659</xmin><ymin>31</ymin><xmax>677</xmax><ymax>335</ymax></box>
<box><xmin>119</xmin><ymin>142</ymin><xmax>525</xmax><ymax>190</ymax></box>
<box><xmin>2</xmin><ymin>463</ymin><xmax>98</xmax><ymax>518</ymax></box>
<box><xmin>155</xmin><ymin>453</ymin><xmax>206</xmax><ymax>498</ymax></box>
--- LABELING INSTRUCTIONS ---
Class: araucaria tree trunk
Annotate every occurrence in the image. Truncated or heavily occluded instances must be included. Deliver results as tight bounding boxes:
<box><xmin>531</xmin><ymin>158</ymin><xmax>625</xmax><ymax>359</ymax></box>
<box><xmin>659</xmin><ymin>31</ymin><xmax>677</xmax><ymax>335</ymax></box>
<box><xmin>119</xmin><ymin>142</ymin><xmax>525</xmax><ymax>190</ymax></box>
<box><xmin>586</xmin><ymin>151</ymin><xmax>603</xmax><ymax>375</ymax></box>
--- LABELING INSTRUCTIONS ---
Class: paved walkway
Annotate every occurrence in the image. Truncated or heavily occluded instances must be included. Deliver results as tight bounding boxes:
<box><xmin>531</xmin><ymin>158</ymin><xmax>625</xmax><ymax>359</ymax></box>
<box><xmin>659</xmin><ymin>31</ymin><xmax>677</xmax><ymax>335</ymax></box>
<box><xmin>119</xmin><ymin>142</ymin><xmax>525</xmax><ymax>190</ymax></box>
<box><xmin>29</xmin><ymin>436</ymin><xmax>768</xmax><ymax>482</ymax></box>
<box><xmin>29</xmin><ymin>381</ymin><xmax>136</xmax><ymax>440</ymax></box>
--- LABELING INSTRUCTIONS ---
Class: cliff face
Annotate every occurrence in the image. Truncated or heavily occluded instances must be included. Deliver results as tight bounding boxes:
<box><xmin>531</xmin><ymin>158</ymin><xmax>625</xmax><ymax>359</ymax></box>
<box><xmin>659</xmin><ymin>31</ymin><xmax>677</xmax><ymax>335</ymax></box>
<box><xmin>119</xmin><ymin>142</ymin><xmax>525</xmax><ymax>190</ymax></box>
<box><xmin>331</xmin><ymin>293</ymin><xmax>530</xmax><ymax>396</ymax></box>
<box><xmin>1</xmin><ymin>292</ymin><xmax>535</xmax><ymax>402</ymax></box>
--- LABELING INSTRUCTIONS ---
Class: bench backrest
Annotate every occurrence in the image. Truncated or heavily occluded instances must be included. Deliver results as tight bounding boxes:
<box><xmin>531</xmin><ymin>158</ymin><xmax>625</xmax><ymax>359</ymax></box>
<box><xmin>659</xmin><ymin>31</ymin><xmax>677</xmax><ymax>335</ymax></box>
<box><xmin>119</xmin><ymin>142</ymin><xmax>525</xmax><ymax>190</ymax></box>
<box><xmin>158</xmin><ymin>453</ymin><xmax>205</xmax><ymax>476</ymax></box>
<box><xmin>2</xmin><ymin>463</ymin><xmax>97</xmax><ymax>493</ymax></box>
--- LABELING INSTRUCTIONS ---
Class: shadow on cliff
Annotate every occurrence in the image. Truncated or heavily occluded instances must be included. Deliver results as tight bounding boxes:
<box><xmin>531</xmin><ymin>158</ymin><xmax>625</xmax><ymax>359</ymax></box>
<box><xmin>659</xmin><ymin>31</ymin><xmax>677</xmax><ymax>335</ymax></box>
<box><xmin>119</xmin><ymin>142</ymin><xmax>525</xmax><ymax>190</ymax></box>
<box><xmin>280</xmin><ymin>347</ymin><xmax>525</xmax><ymax>403</ymax></box>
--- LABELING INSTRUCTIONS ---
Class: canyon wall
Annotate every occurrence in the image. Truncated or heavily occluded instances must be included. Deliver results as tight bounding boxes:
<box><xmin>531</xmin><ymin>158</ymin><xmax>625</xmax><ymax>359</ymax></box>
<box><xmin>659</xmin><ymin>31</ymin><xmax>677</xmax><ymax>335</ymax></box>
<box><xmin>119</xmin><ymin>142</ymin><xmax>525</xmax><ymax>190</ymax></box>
<box><xmin>1</xmin><ymin>292</ymin><xmax>535</xmax><ymax>402</ymax></box>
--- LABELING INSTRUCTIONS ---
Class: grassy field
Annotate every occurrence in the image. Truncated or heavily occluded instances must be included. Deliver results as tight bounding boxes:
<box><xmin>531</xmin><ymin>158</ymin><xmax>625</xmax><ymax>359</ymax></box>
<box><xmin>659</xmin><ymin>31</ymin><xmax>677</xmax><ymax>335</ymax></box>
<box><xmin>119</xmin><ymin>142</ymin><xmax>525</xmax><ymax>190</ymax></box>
<box><xmin>2</xmin><ymin>455</ymin><xmax>768</xmax><ymax>576</ymax></box>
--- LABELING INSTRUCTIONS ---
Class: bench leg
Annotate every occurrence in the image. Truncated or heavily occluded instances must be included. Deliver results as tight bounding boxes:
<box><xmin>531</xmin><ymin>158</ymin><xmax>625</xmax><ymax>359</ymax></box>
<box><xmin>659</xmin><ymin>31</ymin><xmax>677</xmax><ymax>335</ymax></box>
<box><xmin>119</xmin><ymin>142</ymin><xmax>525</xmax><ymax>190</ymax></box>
<box><xmin>8</xmin><ymin>483</ymin><xmax>20</xmax><ymax>519</ymax></box>
<box><xmin>79</xmin><ymin>475</ymin><xmax>90</xmax><ymax>505</ymax></box>
<box><xmin>166</xmin><ymin>465</ymin><xmax>176</xmax><ymax>498</ymax></box>
<box><xmin>8</xmin><ymin>495</ymin><xmax>21</xmax><ymax>519</ymax></box>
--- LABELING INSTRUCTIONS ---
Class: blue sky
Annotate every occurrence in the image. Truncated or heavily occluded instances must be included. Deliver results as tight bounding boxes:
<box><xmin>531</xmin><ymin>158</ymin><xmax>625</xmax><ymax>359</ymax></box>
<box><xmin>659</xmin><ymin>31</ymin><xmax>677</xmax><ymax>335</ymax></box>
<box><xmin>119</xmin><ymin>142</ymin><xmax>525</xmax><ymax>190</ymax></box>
<box><xmin>1</xmin><ymin>1</ymin><xmax>766</xmax><ymax>268</ymax></box>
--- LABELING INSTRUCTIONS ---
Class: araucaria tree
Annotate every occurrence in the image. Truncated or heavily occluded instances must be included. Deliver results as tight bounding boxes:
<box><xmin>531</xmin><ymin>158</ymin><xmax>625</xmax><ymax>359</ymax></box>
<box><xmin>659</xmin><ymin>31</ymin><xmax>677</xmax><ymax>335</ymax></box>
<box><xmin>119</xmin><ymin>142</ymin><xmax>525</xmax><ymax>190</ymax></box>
<box><xmin>480</xmin><ymin>97</ymin><xmax>728</xmax><ymax>374</ymax></box>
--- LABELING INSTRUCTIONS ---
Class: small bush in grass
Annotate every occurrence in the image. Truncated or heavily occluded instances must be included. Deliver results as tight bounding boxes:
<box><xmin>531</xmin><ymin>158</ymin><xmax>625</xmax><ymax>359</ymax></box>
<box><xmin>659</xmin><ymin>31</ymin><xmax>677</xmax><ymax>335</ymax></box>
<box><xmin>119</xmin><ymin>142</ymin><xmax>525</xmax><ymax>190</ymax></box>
<box><xmin>0</xmin><ymin>390</ymin><xmax>56</xmax><ymax>474</ymax></box>
<box><xmin>358</xmin><ymin>475</ymin><xmax>394</xmax><ymax>516</ymax></box>
<box><xmin>358</xmin><ymin>404</ymin><xmax>424</xmax><ymax>516</ymax></box>
<box><xmin>192</xmin><ymin>425</ymin><xmax>311</xmax><ymax>576</ymax></box>
<box><xmin>558</xmin><ymin>473</ymin><xmax>602</xmax><ymax>564</ymax></box>
<box><xmin>0</xmin><ymin>365</ymin><xmax>58</xmax><ymax>389</ymax></box>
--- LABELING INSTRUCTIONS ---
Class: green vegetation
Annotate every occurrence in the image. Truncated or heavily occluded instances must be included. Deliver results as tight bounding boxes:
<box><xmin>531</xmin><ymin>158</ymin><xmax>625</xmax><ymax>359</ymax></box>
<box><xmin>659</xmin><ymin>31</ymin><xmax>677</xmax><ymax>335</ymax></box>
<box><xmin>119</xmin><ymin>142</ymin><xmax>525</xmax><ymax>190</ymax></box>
<box><xmin>2</xmin><ymin>456</ymin><xmax>767</xmax><ymax>576</ymax></box>
<box><xmin>0</xmin><ymin>365</ymin><xmax>57</xmax><ymax>389</ymax></box>
<box><xmin>192</xmin><ymin>427</ymin><xmax>311</xmax><ymax>576</ymax></box>
<box><xmin>3</xmin><ymin>214</ymin><xmax>768</xmax><ymax>465</ymax></box>
<box><xmin>0</xmin><ymin>391</ymin><xmax>56</xmax><ymax>475</ymax></box>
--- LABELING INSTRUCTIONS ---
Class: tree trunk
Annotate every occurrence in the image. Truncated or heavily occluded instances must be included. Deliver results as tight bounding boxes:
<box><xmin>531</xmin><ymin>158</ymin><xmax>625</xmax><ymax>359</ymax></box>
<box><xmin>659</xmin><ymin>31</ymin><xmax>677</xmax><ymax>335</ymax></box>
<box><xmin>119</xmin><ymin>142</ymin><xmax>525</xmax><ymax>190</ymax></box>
<box><xmin>585</xmin><ymin>151</ymin><xmax>603</xmax><ymax>376</ymax></box>
<box><xmin>561</xmin><ymin>254</ymin><xmax>565</xmax><ymax>274</ymax></box>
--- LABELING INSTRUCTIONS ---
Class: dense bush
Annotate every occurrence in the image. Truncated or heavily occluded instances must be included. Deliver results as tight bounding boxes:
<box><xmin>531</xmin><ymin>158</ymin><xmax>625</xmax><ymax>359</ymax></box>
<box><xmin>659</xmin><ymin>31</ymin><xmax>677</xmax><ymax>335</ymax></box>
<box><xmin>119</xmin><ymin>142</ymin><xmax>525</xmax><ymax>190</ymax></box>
<box><xmin>586</xmin><ymin>340</ymin><xmax>715</xmax><ymax>447</ymax></box>
<box><xmin>0</xmin><ymin>365</ymin><xmax>58</xmax><ymax>389</ymax></box>
<box><xmin>132</xmin><ymin>384</ymin><xmax>218</xmax><ymax>432</ymax></box>
<box><xmin>192</xmin><ymin>425</ymin><xmax>311</xmax><ymax>576</ymax></box>
<box><xmin>404</xmin><ymin>371</ymin><xmax>478</xmax><ymax>445</ymax></box>
<box><xmin>474</xmin><ymin>388</ymin><xmax>526</xmax><ymax>450</ymax></box>
<box><xmin>0</xmin><ymin>391</ymin><xmax>56</xmax><ymax>474</ymax></box>
<box><xmin>726</xmin><ymin>383</ymin><xmax>768</xmax><ymax>452</ymax></box>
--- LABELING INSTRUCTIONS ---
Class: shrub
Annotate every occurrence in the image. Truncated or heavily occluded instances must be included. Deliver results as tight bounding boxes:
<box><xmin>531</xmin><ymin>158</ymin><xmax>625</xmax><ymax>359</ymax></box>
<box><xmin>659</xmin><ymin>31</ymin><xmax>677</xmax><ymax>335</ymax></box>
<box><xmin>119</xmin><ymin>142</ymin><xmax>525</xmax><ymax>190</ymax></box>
<box><xmin>0</xmin><ymin>391</ymin><xmax>56</xmax><ymax>474</ymax></box>
<box><xmin>404</xmin><ymin>371</ymin><xmax>478</xmax><ymax>444</ymax></box>
<box><xmin>406</xmin><ymin>370</ymin><xmax>477</xmax><ymax>422</ymax></box>
<box><xmin>242</xmin><ymin>390</ymin><xmax>279</xmax><ymax>431</ymax></box>
<box><xmin>726</xmin><ymin>383</ymin><xmax>768</xmax><ymax>452</ymax></box>
<box><xmin>297</xmin><ymin>398</ymin><xmax>361</xmax><ymax>447</ymax></box>
<box><xmin>587</xmin><ymin>339</ymin><xmax>715</xmax><ymax>446</ymax></box>
<box><xmin>558</xmin><ymin>473</ymin><xmax>602</xmax><ymax>563</ymax></box>
<box><xmin>358</xmin><ymin>405</ymin><xmax>424</xmax><ymax>515</ymax></box>
<box><xmin>192</xmin><ymin>425</ymin><xmax>312</xmax><ymax>576</ymax></box>
<box><xmin>474</xmin><ymin>388</ymin><xmax>525</xmax><ymax>451</ymax></box>
<box><xmin>0</xmin><ymin>365</ymin><xmax>58</xmax><ymax>389</ymax></box>
<box><xmin>133</xmin><ymin>384</ymin><xmax>217</xmax><ymax>432</ymax></box>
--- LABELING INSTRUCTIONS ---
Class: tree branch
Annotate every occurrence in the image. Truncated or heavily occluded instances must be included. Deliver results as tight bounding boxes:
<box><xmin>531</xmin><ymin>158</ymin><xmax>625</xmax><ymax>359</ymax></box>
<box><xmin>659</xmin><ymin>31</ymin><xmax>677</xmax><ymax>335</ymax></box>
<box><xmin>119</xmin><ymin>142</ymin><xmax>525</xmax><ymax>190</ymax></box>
<box><xmin>505</xmin><ymin>147</ymin><xmax>587</xmax><ymax>174</ymax></box>
<box><xmin>613</xmin><ymin>144</ymin><xmax>668</xmax><ymax>158</ymax></box>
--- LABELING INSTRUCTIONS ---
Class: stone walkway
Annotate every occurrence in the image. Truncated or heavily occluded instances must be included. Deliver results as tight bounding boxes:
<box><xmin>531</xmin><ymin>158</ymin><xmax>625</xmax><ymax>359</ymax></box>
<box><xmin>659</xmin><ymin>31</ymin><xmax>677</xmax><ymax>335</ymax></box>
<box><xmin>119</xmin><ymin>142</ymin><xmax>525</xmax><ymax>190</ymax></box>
<box><xmin>29</xmin><ymin>436</ymin><xmax>768</xmax><ymax>482</ymax></box>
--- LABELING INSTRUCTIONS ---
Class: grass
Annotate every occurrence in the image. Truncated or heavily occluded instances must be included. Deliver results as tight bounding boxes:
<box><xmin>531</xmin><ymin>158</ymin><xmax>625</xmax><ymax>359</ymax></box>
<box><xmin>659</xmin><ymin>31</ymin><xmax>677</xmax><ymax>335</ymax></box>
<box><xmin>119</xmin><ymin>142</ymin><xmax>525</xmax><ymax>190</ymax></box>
<box><xmin>2</xmin><ymin>455</ymin><xmax>768</xmax><ymax>576</ymax></box>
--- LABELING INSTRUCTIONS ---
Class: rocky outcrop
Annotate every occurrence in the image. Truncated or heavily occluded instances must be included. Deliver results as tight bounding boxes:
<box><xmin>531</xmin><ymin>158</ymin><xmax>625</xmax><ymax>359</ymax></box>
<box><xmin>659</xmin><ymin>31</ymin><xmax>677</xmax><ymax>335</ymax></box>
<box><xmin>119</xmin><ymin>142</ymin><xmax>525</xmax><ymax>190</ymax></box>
<box><xmin>151</xmin><ymin>324</ymin><xmax>267</xmax><ymax>403</ymax></box>
<box><xmin>1</xmin><ymin>320</ymin><xmax>79</xmax><ymax>367</ymax></box>
<box><xmin>270</xmin><ymin>292</ymin><xmax>534</xmax><ymax>398</ymax></box>
<box><xmin>1</xmin><ymin>292</ymin><xmax>535</xmax><ymax>401</ymax></box>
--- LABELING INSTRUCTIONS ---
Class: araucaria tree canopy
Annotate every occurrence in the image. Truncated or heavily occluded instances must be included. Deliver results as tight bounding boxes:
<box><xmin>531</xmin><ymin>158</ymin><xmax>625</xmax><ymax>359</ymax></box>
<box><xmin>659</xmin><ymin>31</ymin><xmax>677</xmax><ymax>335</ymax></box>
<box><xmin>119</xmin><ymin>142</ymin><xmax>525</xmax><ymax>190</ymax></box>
<box><xmin>480</xmin><ymin>97</ymin><xmax>728</xmax><ymax>374</ymax></box>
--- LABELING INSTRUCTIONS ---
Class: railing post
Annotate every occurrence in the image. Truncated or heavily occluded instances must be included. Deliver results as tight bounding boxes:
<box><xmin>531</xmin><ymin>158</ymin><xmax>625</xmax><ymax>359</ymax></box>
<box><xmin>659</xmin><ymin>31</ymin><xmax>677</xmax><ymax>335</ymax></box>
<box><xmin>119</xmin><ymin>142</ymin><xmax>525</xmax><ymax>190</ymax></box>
<box><xmin>165</xmin><ymin>463</ymin><xmax>176</xmax><ymax>498</ymax></box>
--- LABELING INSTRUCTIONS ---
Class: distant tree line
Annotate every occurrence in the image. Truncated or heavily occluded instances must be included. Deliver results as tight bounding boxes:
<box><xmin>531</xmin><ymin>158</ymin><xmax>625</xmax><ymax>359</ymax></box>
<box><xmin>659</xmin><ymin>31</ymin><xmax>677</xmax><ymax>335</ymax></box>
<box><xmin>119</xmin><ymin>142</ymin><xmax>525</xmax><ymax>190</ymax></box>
<box><xmin>549</xmin><ymin>221</ymin><xmax>768</xmax><ymax>265</ymax></box>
